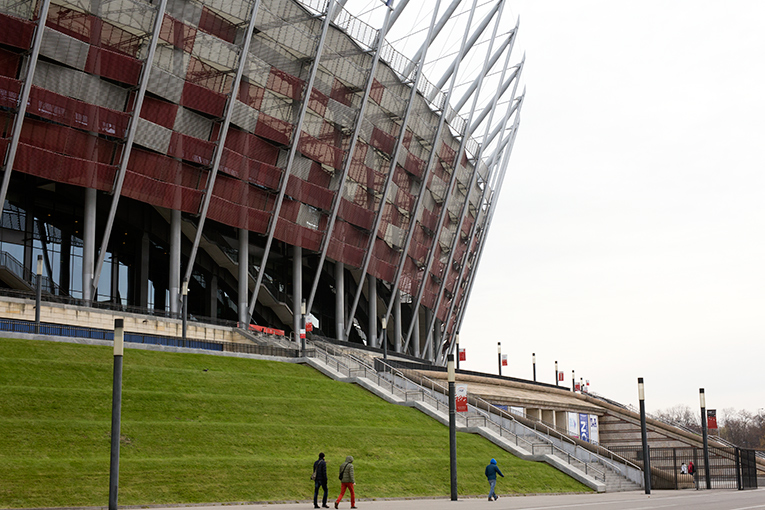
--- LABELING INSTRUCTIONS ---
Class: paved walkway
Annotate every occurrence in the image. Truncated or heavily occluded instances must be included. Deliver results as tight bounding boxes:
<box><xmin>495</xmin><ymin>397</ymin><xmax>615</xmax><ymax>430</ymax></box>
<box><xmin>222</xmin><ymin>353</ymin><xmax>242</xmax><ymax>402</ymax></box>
<box><xmin>141</xmin><ymin>489</ymin><xmax>765</xmax><ymax>510</ymax></box>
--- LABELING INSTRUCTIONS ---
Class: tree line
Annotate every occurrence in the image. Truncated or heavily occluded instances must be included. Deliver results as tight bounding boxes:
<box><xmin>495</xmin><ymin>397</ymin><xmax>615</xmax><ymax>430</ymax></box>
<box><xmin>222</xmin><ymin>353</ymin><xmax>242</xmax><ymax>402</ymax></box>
<box><xmin>654</xmin><ymin>405</ymin><xmax>765</xmax><ymax>450</ymax></box>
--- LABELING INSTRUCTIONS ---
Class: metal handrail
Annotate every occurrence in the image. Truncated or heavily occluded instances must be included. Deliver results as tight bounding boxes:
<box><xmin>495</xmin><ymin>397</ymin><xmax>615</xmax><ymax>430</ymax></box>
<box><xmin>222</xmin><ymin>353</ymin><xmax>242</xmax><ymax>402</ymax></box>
<box><xmin>308</xmin><ymin>342</ymin><xmax>607</xmax><ymax>482</ymax></box>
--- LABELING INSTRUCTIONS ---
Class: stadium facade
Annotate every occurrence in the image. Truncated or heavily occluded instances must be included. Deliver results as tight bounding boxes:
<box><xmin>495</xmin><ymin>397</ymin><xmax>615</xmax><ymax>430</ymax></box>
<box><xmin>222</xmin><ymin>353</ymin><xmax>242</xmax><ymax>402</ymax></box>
<box><xmin>0</xmin><ymin>0</ymin><xmax>523</xmax><ymax>363</ymax></box>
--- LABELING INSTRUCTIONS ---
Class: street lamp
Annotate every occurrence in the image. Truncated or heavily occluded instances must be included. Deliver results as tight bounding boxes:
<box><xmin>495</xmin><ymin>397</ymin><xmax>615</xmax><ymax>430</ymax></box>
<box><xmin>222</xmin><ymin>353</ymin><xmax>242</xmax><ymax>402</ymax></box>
<box><xmin>109</xmin><ymin>318</ymin><xmax>124</xmax><ymax>510</ymax></box>
<box><xmin>638</xmin><ymin>377</ymin><xmax>651</xmax><ymax>494</ymax></box>
<box><xmin>532</xmin><ymin>353</ymin><xmax>536</xmax><ymax>382</ymax></box>
<box><xmin>35</xmin><ymin>255</ymin><xmax>42</xmax><ymax>334</ymax></box>
<box><xmin>300</xmin><ymin>299</ymin><xmax>306</xmax><ymax>356</ymax></box>
<box><xmin>381</xmin><ymin>316</ymin><xmax>387</xmax><ymax>360</ymax></box>
<box><xmin>572</xmin><ymin>370</ymin><xmax>575</xmax><ymax>392</ymax></box>
<box><xmin>700</xmin><ymin>388</ymin><xmax>711</xmax><ymax>489</ymax></box>
<box><xmin>497</xmin><ymin>342</ymin><xmax>502</xmax><ymax>376</ymax></box>
<box><xmin>455</xmin><ymin>333</ymin><xmax>460</xmax><ymax>370</ymax></box>
<box><xmin>447</xmin><ymin>353</ymin><xmax>457</xmax><ymax>500</ymax></box>
<box><xmin>555</xmin><ymin>360</ymin><xmax>559</xmax><ymax>387</ymax></box>
<box><xmin>181</xmin><ymin>280</ymin><xmax>188</xmax><ymax>348</ymax></box>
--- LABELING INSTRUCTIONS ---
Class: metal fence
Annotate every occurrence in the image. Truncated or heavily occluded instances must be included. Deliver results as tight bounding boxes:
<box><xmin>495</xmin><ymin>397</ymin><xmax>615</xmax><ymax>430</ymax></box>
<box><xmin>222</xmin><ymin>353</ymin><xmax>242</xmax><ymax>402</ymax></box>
<box><xmin>0</xmin><ymin>317</ymin><xmax>302</xmax><ymax>358</ymax></box>
<box><xmin>609</xmin><ymin>446</ymin><xmax>759</xmax><ymax>490</ymax></box>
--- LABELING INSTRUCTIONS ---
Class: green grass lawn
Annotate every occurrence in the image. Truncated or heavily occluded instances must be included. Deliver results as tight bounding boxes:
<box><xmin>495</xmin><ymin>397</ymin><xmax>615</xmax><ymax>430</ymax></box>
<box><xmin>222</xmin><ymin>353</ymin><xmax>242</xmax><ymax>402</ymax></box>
<box><xmin>0</xmin><ymin>338</ymin><xmax>590</xmax><ymax>507</ymax></box>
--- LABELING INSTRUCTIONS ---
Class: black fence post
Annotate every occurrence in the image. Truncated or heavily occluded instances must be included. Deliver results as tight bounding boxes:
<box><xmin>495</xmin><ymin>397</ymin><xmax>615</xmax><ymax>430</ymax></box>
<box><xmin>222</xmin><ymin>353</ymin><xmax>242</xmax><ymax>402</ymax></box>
<box><xmin>735</xmin><ymin>447</ymin><xmax>742</xmax><ymax>490</ymax></box>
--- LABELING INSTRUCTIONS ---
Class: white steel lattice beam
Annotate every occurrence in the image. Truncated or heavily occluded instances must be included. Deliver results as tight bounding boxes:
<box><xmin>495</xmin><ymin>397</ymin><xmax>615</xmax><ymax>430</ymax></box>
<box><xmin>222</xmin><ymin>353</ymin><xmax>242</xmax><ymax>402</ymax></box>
<box><xmin>403</xmin><ymin>0</ymin><xmax>501</xmax><ymax>356</ymax></box>
<box><xmin>343</xmin><ymin>0</ymin><xmax>445</xmax><ymax>342</ymax></box>
<box><xmin>247</xmin><ymin>0</ymin><xmax>336</xmax><ymax>322</ymax></box>
<box><xmin>306</xmin><ymin>3</ymin><xmax>394</xmax><ymax>314</ymax></box>
<box><xmin>90</xmin><ymin>0</ymin><xmax>169</xmax><ymax>297</ymax></box>
<box><xmin>382</xmin><ymin>0</ymin><xmax>486</xmax><ymax>356</ymax></box>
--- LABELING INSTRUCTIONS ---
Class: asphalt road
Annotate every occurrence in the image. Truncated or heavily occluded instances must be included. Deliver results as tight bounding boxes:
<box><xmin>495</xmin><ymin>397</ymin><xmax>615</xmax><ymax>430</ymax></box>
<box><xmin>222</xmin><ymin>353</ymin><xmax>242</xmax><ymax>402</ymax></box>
<box><xmin>142</xmin><ymin>489</ymin><xmax>765</xmax><ymax>510</ymax></box>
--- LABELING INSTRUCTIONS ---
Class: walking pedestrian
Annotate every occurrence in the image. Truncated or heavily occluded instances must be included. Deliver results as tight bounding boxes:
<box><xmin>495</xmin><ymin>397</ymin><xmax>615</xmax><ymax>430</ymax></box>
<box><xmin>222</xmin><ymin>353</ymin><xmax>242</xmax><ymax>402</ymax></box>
<box><xmin>313</xmin><ymin>452</ymin><xmax>329</xmax><ymax>509</ymax></box>
<box><xmin>335</xmin><ymin>455</ymin><xmax>356</xmax><ymax>509</ymax></box>
<box><xmin>485</xmin><ymin>458</ymin><xmax>504</xmax><ymax>501</ymax></box>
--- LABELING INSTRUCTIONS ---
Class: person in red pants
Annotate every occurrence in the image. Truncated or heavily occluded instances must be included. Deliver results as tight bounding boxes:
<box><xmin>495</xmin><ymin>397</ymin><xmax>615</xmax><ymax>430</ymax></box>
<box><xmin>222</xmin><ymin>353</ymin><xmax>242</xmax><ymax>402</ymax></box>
<box><xmin>335</xmin><ymin>455</ymin><xmax>356</xmax><ymax>509</ymax></box>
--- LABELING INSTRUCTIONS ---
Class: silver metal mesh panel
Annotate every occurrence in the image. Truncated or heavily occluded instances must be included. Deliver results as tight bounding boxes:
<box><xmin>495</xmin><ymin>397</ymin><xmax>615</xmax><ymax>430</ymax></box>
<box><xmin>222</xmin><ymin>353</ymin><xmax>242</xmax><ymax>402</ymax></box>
<box><xmin>291</xmin><ymin>153</ymin><xmax>313</xmax><ymax>180</ymax></box>
<box><xmin>0</xmin><ymin>0</ymin><xmax>34</xmax><ymax>19</ymax></box>
<box><xmin>166</xmin><ymin>0</ymin><xmax>203</xmax><ymax>27</ymax></box>
<box><xmin>134</xmin><ymin>118</ymin><xmax>172</xmax><ymax>153</ymax></box>
<box><xmin>33</xmin><ymin>61</ymin><xmax>128</xmax><ymax>110</ymax></box>
<box><xmin>99</xmin><ymin>0</ymin><xmax>157</xmax><ymax>36</ymax></box>
<box><xmin>174</xmin><ymin>107</ymin><xmax>213</xmax><ymax>139</ymax></box>
<box><xmin>230</xmin><ymin>100</ymin><xmax>259</xmax><ymax>133</ymax></box>
<box><xmin>384</xmin><ymin>223</ymin><xmax>405</xmax><ymax>249</ymax></box>
<box><xmin>40</xmin><ymin>28</ymin><xmax>89</xmax><ymax>71</ymax></box>
<box><xmin>206</xmin><ymin>0</ymin><xmax>252</xmax><ymax>24</ymax></box>
<box><xmin>192</xmin><ymin>30</ymin><xmax>240</xmax><ymax>70</ymax></box>
<box><xmin>429</xmin><ymin>175</ymin><xmax>447</xmax><ymax>204</ymax></box>
<box><xmin>242</xmin><ymin>55</ymin><xmax>273</xmax><ymax>88</ymax></box>
<box><xmin>301</xmin><ymin>112</ymin><xmax>325</xmax><ymax>139</ymax></box>
<box><xmin>151</xmin><ymin>45</ymin><xmax>191</xmax><ymax>80</ymax></box>
<box><xmin>147</xmin><ymin>65</ymin><xmax>185</xmax><ymax>104</ymax></box>
<box><xmin>324</xmin><ymin>98</ymin><xmax>355</xmax><ymax>130</ymax></box>
<box><xmin>296</xmin><ymin>203</ymin><xmax>322</xmax><ymax>230</ymax></box>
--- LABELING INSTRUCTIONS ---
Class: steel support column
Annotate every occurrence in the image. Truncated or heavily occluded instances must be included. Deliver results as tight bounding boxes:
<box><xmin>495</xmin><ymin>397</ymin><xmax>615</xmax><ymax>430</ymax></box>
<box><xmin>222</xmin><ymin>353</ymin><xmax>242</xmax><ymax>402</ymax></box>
<box><xmin>306</xmin><ymin>3</ymin><xmax>393</xmax><ymax>313</ymax></box>
<box><xmin>293</xmin><ymin>246</ymin><xmax>302</xmax><ymax>344</ymax></box>
<box><xmin>91</xmin><ymin>0</ymin><xmax>169</xmax><ymax>297</ymax></box>
<box><xmin>0</xmin><ymin>0</ymin><xmax>52</xmax><ymax>214</ymax></box>
<box><xmin>238</xmin><ymin>228</ymin><xmax>249</xmax><ymax>325</ymax></box>
<box><xmin>248</xmin><ymin>1</ymin><xmax>335</xmax><ymax>322</ymax></box>
<box><xmin>169</xmin><ymin>209</ymin><xmax>181</xmax><ymax>315</ymax></box>
<box><xmin>402</xmin><ymin>0</ymin><xmax>464</xmax><ymax>78</ymax></box>
<box><xmin>342</xmin><ymin>0</ymin><xmax>444</xmax><ymax>340</ymax></box>
<box><xmin>83</xmin><ymin>188</ymin><xmax>97</xmax><ymax>302</ymax></box>
<box><xmin>335</xmin><ymin>261</ymin><xmax>345</xmax><ymax>340</ymax></box>
<box><xmin>368</xmin><ymin>275</ymin><xmax>377</xmax><ymax>347</ymax></box>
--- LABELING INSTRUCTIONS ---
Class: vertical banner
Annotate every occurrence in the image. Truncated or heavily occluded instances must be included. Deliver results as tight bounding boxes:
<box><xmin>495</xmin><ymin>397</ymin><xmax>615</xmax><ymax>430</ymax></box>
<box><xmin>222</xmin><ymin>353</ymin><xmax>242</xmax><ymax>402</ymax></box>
<box><xmin>455</xmin><ymin>384</ymin><xmax>468</xmax><ymax>412</ymax></box>
<box><xmin>707</xmin><ymin>409</ymin><xmax>717</xmax><ymax>429</ymax></box>
<box><xmin>579</xmin><ymin>413</ymin><xmax>590</xmax><ymax>443</ymax></box>
<box><xmin>589</xmin><ymin>415</ymin><xmax>599</xmax><ymax>444</ymax></box>
<box><xmin>458</xmin><ymin>348</ymin><xmax>466</xmax><ymax>361</ymax></box>
<box><xmin>501</xmin><ymin>354</ymin><xmax>508</xmax><ymax>366</ymax></box>
<box><xmin>568</xmin><ymin>412</ymin><xmax>579</xmax><ymax>438</ymax></box>
<box><xmin>558</xmin><ymin>371</ymin><xmax>564</xmax><ymax>381</ymax></box>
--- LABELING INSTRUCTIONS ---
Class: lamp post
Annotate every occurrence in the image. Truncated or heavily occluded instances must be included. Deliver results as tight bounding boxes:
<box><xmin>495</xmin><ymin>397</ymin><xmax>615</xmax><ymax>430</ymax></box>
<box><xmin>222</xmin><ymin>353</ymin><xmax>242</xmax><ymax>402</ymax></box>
<box><xmin>638</xmin><ymin>377</ymin><xmax>651</xmax><ymax>494</ymax></box>
<box><xmin>447</xmin><ymin>353</ymin><xmax>457</xmax><ymax>501</ymax></box>
<box><xmin>532</xmin><ymin>353</ymin><xmax>536</xmax><ymax>382</ymax></box>
<box><xmin>455</xmin><ymin>333</ymin><xmax>460</xmax><ymax>370</ymax></box>
<box><xmin>35</xmin><ymin>254</ymin><xmax>42</xmax><ymax>334</ymax></box>
<box><xmin>381</xmin><ymin>316</ymin><xmax>387</xmax><ymax>360</ymax></box>
<box><xmin>497</xmin><ymin>342</ymin><xmax>502</xmax><ymax>376</ymax></box>
<box><xmin>555</xmin><ymin>360</ymin><xmax>559</xmax><ymax>387</ymax></box>
<box><xmin>109</xmin><ymin>319</ymin><xmax>124</xmax><ymax>510</ymax></box>
<box><xmin>572</xmin><ymin>370</ymin><xmax>575</xmax><ymax>392</ymax></box>
<box><xmin>700</xmin><ymin>388</ymin><xmax>711</xmax><ymax>489</ymax></box>
<box><xmin>181</xmin><ymin>280</ymin><xmax>188</xmax><ymax>348</ymax></box>
<box><xmin>300</xmin><ymin>299</ymin><xmax>306</xmax><ymax>356</ymax></box>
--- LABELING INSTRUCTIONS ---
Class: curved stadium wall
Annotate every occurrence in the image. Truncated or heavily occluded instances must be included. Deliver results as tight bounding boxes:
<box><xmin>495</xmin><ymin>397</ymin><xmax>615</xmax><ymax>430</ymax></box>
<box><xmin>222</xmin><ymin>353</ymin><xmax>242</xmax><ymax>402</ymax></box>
<box><xmin>0</xmin><ymin>0</ymin><xmax>521</xmax><ymax>362</ymax></box>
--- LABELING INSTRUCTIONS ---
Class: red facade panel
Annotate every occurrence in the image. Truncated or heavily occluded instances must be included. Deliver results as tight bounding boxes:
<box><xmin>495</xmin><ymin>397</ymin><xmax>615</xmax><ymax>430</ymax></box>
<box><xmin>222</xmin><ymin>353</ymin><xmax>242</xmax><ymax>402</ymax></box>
<box><xmin>267</xmin><ymin>68</ymin><xmax>304</xmax><ymax>101</ymax></box>
<box><xmin>181</xmin><ymin>81</ymin><xmax>227</xmax><ymax>117</ymax></box>
<box><xmin>168</xmin><ymin>132</ymin><xmax>215</xmax><ymax>165</ymax></box>
<box><xmin>369</xmin><ymin>78</ymin><xmax>383</xmax><ymax>104</ymax></box>
<box><xmin>140</xmin><ymin>95</ymin><xmax>179</xmax><ymax>129</ymax></box>
<box><xmin>308</xmin><ymin>88</ymin><xmax>329</xmax><ymax>116</ymax></box>
<box><xmin>0</xmin><ymin>76</ymin><xmax>21</xmax><ymax>108</ymax></box>
<box><xmin>370</xmin><ymin>126</ymin><xmax>395</xmax><ymax>155</ymax></box>
<box><xmin>15</xmin><ymin>142</ymin><xmax>116</xmax><ymax>190</ymax></box>
<box><xmin>0</xmin><ymin>13</ymin><xmax>35</xmax><ymax>50</ymax></box>
<box><xmin>298</xmin><ymin>132</ymin><xmax>343</xmax><ymax>170</ymax></box>
<box><xmin>255</xmin><ymin>113</ymin><xmax>293</xmax><ymax>145</ymax></box>
<box><xmin>198</xmin><ymin>7</ymin><xmax>237</xmax><ymax>44</ymax></box>
<box><xmin>29</xmin><ymin>86</ymin><xmax>130</xmax><ymax>138</ymax></box>
<box><xmin>338</xmin><ymin>199</ymin><xmax>374</xmax><ymax>230</ymax></box>
<box><xmin>85</xmin><ymin>46</ymin><xmax>142</xmax><ymax>85</ymax></box>
<box><xmin>274</xmin><ymin>219</ymin><xmax>323</xmax><ymax>252</ymax></box>
<box><xmin>160</xmin><ymin>14</ymin><xmax>197</xmax><ymax>52</ymax></box>
<box><xmin>285</xmin><ymin>175</ymin><xmax>333</xmax><ymax>210</ymax></box>
<box><xmin>225</xmin><ymin>127</ymin><xmax>280</xmax><ymax>164</ymax></box>
<box><xmin>238</xmin><ymin>81</ymin><xmax>265</xmax><ymax>110</ymax></box>
<box><xmin>0</xmin><ymin>48</ymin><xmax>21</xmax><ymax>78</ymax></box>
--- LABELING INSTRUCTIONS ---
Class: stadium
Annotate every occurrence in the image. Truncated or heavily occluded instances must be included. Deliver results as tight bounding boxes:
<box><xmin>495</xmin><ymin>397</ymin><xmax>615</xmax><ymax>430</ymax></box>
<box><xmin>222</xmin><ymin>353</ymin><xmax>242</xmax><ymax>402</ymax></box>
<box><xmin>0</xmin><ymin>0</ymin><xmax>523</xmax><ymax>362</ymax></box>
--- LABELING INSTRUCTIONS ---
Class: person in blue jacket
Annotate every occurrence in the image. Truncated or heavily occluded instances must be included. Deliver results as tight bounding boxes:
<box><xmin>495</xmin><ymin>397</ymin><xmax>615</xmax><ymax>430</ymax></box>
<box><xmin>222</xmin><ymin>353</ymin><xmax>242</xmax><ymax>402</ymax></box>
<box><xmin>485</xmin><ymin>458</ymin><xmax>504</xmax><ymax>501</ymax></box>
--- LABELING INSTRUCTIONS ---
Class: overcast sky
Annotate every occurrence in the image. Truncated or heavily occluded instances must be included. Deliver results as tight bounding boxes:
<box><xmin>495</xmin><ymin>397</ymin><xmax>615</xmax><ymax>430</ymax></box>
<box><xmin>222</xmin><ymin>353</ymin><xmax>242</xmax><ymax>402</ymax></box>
<box><xmin>350</xmin><ymin>1</ymin><xmax>765</xmax><ymax>416</ymax></box>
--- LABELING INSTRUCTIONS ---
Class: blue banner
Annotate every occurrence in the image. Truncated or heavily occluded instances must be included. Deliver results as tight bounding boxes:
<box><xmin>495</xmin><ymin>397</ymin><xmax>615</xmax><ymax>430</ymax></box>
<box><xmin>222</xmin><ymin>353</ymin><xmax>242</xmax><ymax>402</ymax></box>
<box><xmin>579</xmin><ymin>413</ymin><xmax>590</xmax><ymax>443</ymax></box>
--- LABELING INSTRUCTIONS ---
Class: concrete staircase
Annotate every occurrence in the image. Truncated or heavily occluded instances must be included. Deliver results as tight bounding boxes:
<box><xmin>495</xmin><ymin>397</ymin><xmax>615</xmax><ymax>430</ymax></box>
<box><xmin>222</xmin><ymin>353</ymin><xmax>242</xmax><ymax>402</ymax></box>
<box><xmin>304</xmin><ymin>342</ymin><xmax>645</xmax><ymax>493</ymax></box>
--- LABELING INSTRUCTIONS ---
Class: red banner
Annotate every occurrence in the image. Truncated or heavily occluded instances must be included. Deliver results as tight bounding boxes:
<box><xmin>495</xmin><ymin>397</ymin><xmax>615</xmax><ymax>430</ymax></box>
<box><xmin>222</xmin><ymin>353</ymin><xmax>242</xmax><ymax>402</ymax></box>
<box><xmin>501</xmin><ymin>354</ymin><xmax>508</xmax><ymax>366</ymax></box>
<box><xmin>455</xmin><ymin>384</ymin><xmax>468</xmax><ymax>413</ymax></box>
<box><xmin>558</xmin><ymin>371</ymin><xmax>565</xmax><ymax>381</ymax></box>
<box><xmin>707</xmin><ymin>409</ymin><xmax>718</xmax><ymax>429</ymax></box>
<box><xmin>458</xmin><ymin>348</ymin><xmax>466</xmax><ymax>361</ymax></box>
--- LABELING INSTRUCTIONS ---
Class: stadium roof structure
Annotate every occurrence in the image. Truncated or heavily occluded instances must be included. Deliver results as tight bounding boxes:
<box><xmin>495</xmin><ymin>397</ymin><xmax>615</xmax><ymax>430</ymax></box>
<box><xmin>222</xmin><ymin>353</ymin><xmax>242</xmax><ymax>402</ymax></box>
<box><xmin>0</xmin><ymin>0</ymin><xmax>523</xmax><ymax>364</ymax></box>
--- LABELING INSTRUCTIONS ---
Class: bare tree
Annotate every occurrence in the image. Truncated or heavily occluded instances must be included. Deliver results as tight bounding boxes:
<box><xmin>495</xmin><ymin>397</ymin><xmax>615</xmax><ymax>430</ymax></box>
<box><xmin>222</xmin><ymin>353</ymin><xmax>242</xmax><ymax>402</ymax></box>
<box><xmin>654</xmin><ymin>404</ymin><xmax>701</xmax><ymax>434</ymax></box>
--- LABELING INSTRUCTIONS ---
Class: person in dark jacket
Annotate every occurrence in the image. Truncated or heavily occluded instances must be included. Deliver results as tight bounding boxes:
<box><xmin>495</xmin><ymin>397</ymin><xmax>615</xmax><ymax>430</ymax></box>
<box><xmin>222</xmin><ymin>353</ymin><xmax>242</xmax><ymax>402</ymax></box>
<box><xmin>335</xmin><ymin>455</ymin><xmax>356</xmax><ymax>509</ymax></box>
<box><xmin>313</xmin><ymin>452</ymin><xmax>329</xmax><ymax>509</ymax></box>
<box><xmin>485</xmin><ymin>458</ymin><xmax>504</xmax><ymax>501</ymax></box>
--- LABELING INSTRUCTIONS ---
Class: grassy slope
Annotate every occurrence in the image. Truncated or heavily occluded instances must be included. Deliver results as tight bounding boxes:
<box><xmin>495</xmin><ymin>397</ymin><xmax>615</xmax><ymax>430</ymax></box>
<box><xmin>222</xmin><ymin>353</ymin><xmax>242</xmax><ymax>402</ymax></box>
<box><xmin>0</xmin><ymin>338</ymin><xmax>590</xmax><ymax>507</ymax></box>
